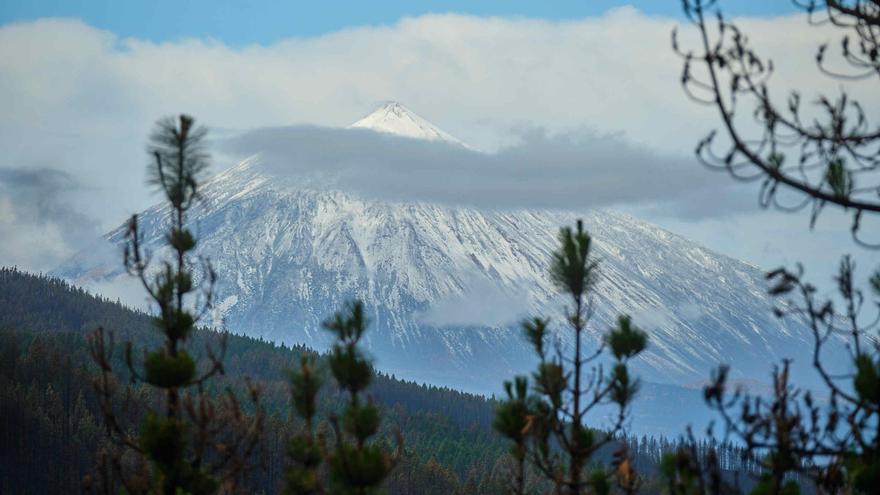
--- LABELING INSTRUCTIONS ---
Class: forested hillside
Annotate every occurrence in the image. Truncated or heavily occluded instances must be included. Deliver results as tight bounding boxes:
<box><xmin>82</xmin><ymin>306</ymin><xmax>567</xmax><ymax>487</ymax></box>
<box><xmin>0</xmin><ymin>268</ymin><xmax>753</xmax><ymax>493</ymax></box>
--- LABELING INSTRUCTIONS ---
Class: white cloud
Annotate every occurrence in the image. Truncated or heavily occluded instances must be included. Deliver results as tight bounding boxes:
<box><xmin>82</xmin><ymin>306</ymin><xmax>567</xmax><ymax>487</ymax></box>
<box><xmin>224</xmin><ymin>124</ymin><xmax>743</xmax><ymax>213</ymax></box>
<box><xmin>0</xmin><ymin>195</ymin><xmax>71</xmax><ymax>271</ymax></box>
<box><xmin>0</xmin><ymin>167</ymin><xmax>97</xmax><ymax>271</ymax></box>
<box><xmin>419</xmin><ymin>276</ymin><xmax>531</xmax><ymax>327</ymax></box>
<box><xmin>0</xmin><ymin>9</ymin><xmax>876</xmax><ymax>275</ymax></box>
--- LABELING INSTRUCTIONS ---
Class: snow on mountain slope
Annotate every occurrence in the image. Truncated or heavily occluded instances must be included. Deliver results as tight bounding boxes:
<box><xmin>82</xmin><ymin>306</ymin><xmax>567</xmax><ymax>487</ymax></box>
<box><xmin>350</xmin><ymin>101</ymin><xmax>469</xmax><ymax>148</ymax></box>
<box><xmin>53</xmin><ymin>104</ymin><xmax>834</xmax><ymax>407</ymax></box>
<box><xmin>54</xmin><ymin>164</ymin><xmax>824</xmax><ymax>390</ymax></box>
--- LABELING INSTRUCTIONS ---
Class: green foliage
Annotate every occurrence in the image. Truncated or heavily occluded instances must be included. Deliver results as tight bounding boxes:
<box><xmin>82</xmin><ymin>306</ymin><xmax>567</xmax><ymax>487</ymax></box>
<box><xmin>609</xmin><ymin>363</ymin><xmax>639</xmax><ymax>406</ymax></box>
<box><xmin>327</xmin><ymin>443</ymin><xmax>390</xmax><ymax>492</ymax></box>
<box><xmin>323</xmin><ymin>301</ymin><xmax>398</xmax><ymax>493</ymax></box>
<box><xmin>146</xmin><ymin>115</ymin><xmax>210</xmax><ymax>209</ymax></box>
<box><xmin>661</xmin><ymin>450</ymin><xmax>700</xmax><ymax>495</ymax></box>
<box><xmin>167</xmin><ymin>228</ymin><xmax>196</xmax><ymax>253</ymax></box>
<box><xmin>326</xmin><ymin>301</ymin><xmax>374</xmax><ymax>399</ymax></box>
<box><xmin>139</xmin><ymin>413</ymin><xmax>219</xmax><ymax>495</ymax></box>
<box><xmin>343</xmin><ymin>402</ymin><xmax>381</xmax><ymax>442</ymax></box>
<box><xmin>853</xmin><ymin>353</ymin><xmax>880</xmax><ymax>404</ymax></box>
<box><xmin>847</xmin><ymin>451</ymin><xmax>880</xmax><ymax>494</ymax></box>
<box><xmin>750</xmin><ymin>474</ymin><xmax>799</xmax><ymax>495</ymax></box>
<box><xmin>288</xmin><ymin>435</ymin><xmax>323</xmax><ymax>469</ymax></box>
<box><xmin>573</xmin><ymin>426</ymin><xmax>595</xmax><ymax>458</ymax></box>
<box><xmin>492</xmin><ymin>377</ymin><xmax>531</xmax><ymax>446</ymax></box>
<box><xmin>522</xmin><ymin>317</ymin><xmax>549</xmax><ymax>359</ymax></box>
<box><xmin>328</xmin><ymin>345</ymin><xmax>373</xmax><ymax>396</ymax></box>
<box><xmin>285</xmin><ymin>300</ymin><xmax>399</xmax><ymax>494</ymax></box>
<box><xmin>825</xmin><ymin>157</ymin><xmax>853</xmax><ymax>199</ymax></box>
<box><xmin>143</xmin><ymin>350</ymin><xmax>196</xmax><ymax>388</ymax></box>
<box><xmin>285</xmin><ymin>350</ymin><xmax>325</xmax><ymax>494</ymax></box>
<box><xmin>549</xmin><ymin>219</ymin><xmax>598</xmax><ymax>300</ymax></box>
<box><xmin>533</xmin><ymin>361</ymin><xmax>565</xmax><ymax>408</ymax></box>
<box><xmin>590</xmin><ymin>467</ymin><xmax>610</xmax><ymax>495</ymax></box>
<box><xmin>289</xmin><ymin>354</ymin><xmax>323</xmax><ymax>422</ymax></box>
<box><xmin>605</xmin><ymin>315</ymin><xmax>647</xmax><ymax>361</ymax></box>
<box><xmin>286</xmin><ymin>433</ymin><xmax>323</xmax><ymax>495</ymax></box>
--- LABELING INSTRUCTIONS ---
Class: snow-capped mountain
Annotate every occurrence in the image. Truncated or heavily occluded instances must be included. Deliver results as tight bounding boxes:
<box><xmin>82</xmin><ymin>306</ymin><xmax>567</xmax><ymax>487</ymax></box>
<box><xmin>350</xmin><ymin>101</ymin><xmax>469</xmax><ymax>148</ymax></box>
<box><xmin>54</xmin><ymin>103</ymin><xmax>835</xmax><ymax>432</ymax></box>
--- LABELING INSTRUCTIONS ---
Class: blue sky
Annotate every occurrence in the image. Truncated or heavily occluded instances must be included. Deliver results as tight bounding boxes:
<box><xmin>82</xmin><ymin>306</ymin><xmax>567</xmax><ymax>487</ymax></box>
<box><xmin>1</xmin><ymin>0</ymin><xmax>798</xmax><ymax>45</ymax></box>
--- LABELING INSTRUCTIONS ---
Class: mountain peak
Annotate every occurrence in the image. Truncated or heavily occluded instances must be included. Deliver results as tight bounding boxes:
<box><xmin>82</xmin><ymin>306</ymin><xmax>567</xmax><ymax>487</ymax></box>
<box><xmin>349</xmin><ymin>101</ymin><xmax>468</xmax><ymax>147</ymax></box>
<box><xmin>374</xmin><ymin>101</ymin><xmax>411</xmax><ymax>118</ymax></box>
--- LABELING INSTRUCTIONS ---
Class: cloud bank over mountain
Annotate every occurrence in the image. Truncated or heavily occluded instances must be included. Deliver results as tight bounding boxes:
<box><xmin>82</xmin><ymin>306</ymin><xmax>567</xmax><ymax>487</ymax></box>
<box><xmin>224</xmin><ymin>121</ymin><xmax>752</xmax><ymax>215</ymax></box>
<box><xmin>0</xmin><ymin>8</ymin><xmax>874</xmax><ymax>273</ymax></box>
<box><xmin>0</xmin><ymin>167</ymin><xmax>97</xmax><ymax>271</ymax></box>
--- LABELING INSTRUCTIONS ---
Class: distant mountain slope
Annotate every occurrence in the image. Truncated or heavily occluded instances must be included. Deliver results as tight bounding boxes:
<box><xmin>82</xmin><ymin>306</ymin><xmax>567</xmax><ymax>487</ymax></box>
<box><xmin>54</xmin><ymin>167</ymin><xmax>821</xmax><ymax>391</ymax></box>
<box><xmin>54</xmin><ymin>103</ymin><xmax>837</xmax><ymax>426</ymax></box>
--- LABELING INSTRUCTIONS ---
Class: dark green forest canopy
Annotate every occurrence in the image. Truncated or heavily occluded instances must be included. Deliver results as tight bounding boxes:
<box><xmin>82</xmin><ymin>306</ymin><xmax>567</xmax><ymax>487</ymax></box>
<box><xmin>0</xmin><ymin>267</ymin><xmax>505</xmax><ymax>493</ymax></box>
<box><xmin>0</xmin><ymin>267</ymin><xmax>751</xmax><ymax>494</ymax></box>
<box><xmin>0</xmin><ymin>267</ymin><xmax>492</xmax><ymax>420</ymax></box>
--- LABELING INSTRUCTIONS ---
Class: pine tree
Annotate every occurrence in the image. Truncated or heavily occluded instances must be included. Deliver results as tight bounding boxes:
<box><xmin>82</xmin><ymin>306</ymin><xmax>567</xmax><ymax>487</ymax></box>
<box><xmin>494</xmin><ymin>220</ymin><xmax>648</xmax><ymax>495</ymax></box>
<box><xmin>285</xmin><ymin>300</ymin><xmax>401</xmax><ymax>494</ymax></box>
<box><xmin>285</xmin><ymin>351</ymin><xmax>324</xmax><ymax>495</ymax></box>
<box><xmin>88</xmin><ymin>115</ymin><xmax>264</xmax><ymax>494</ymax></box>
<box><xmin>666</xmin><ymin>2</ymin><xmax>880</xmax><ymax>493</ymax></box>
